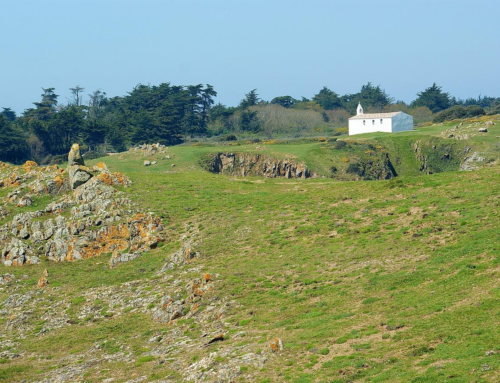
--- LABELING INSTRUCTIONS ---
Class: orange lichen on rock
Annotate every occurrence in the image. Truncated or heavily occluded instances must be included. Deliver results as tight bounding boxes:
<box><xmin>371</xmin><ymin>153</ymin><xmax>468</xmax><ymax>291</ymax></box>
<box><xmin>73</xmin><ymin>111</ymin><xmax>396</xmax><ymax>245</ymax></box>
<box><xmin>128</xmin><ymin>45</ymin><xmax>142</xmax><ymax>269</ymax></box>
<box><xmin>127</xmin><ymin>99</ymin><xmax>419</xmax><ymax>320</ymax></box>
<box><xmin>270</xmin><ymin>338</ymin><xmax>284</xmax><ymax>353</ymax></box>
<box><xmin>54</xmin><ymin>175</ymin><xmax>64</xmax><ymax>187</ymax></box>
<box><xmin>96</xmin><ymin>171</ymin><xmax>130</xmax><ymax>187</ymax></box>
<box><xmin>37</xmin><ymin>276</ymin><xmax>49</xmax><ymax>288</ymax></box>
<box><xmin>97</xmin><ymin>223</ymin><xmax>130</xmax><ymax>241</ymax></box>
<box><xmin>162</xmin><ymin>296</ymin><xmax>173</xmax><ymax>309</ymax></box>
<box><xmin>192</xmin><ymin>281</ymin><xmax>203</xmax><ymax>297</ymax></box>
<box><xmin>23</xmin><ymin>160</ymin><xmax>38</xmax><ymax>172</ymax></box>
<box><xmin>97</xmin><ymin>172</ymin><xmax>114</xmax><ymax>185</ymax></box>
<box><xmin>0</xmin><ymin>161</ymin><xmax>10</xmax><ymax>169</ymax></box>
<box><xmin>112</xmin><ymin>172</ymin><xmax>130</xmax><ymax>186</ymax></box>
<box><xmin>1</xmin><ymin>172</ymin><xmax>20</xmax><ymax>188</ymax></box>
<box><xmin>203</xmin><ymin>273</ymin><xmax>212</xmax><ymax>283</ymax></box>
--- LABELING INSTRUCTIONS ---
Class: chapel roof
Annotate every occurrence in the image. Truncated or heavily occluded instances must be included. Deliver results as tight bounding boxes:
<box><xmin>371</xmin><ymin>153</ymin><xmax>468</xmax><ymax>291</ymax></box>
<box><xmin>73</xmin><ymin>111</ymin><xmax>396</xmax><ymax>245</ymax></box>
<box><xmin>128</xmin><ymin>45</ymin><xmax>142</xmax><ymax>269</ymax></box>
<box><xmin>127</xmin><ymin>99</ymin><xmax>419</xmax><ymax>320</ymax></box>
<box><xmin>349</xmin><ymin>111</ymin><xmax>403</xmax><ymax>120</ymax></box>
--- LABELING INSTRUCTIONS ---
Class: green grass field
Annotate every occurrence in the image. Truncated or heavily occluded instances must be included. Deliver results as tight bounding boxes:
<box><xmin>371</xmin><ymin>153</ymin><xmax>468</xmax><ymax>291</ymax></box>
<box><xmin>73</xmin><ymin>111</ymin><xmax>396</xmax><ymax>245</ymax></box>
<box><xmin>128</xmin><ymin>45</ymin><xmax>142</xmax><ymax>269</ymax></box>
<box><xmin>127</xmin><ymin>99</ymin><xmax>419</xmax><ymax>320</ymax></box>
<box><xmin>1</xmin><ymin>116</ymin><xmax>500</xmax><ymax>382</ymax></box>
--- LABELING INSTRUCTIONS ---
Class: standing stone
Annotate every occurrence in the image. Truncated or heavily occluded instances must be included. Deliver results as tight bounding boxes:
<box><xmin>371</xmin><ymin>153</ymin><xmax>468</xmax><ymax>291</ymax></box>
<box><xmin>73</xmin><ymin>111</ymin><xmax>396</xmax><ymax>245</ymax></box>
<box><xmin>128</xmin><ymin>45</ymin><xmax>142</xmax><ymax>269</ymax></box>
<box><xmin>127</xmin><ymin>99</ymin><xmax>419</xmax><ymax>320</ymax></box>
<box><xmin>68</xmin><ymin>143</ymin><xmax>85</xmax><ymax>166</ymax></box>
<box><xmin>67</xmin><ymin>143</ymin><xmax>92</xmax><ymax>189</ymax></box>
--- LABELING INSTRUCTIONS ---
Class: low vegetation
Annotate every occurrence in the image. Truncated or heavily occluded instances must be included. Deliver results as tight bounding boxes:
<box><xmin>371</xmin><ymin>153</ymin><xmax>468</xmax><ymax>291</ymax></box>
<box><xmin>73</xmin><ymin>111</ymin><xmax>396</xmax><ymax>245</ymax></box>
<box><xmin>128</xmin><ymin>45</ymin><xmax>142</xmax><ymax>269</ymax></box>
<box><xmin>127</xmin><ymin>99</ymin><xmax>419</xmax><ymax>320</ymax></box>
<box><xmin>1</xmin><ymin>116</ymin><xmax>500</xmax><ymax>381</ymax></box>
<box><xmin>1</xmin><ymin>82</ymin><xmax>499</xmax><ymax>165</ymax></box>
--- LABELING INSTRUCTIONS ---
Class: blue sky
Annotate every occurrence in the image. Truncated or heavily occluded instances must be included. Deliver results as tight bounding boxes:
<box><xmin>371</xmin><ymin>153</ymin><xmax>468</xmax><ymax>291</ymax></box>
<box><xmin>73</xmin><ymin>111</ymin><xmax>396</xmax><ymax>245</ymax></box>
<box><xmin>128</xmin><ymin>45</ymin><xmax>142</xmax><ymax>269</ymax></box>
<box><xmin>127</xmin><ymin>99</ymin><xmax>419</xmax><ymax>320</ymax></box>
<box><xmin>1</xmin><ymin>0</ymin><xmax>499</xmax><ymax>113</ymax></box>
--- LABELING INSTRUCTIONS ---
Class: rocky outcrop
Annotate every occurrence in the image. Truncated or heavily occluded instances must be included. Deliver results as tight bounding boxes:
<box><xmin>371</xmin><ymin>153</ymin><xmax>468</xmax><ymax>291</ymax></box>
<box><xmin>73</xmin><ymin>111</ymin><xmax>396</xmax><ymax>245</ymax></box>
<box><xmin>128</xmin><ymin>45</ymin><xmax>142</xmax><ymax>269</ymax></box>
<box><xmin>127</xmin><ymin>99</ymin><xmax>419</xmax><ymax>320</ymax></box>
<box><xmin>348</xmin><ymin>152</ymin><xmax>397</xmax><ymax>180</ymax></box>
<box><xmin>131</xmin><ymin>143</ymin><xmax>168</xmax><ymax>155</ymax></box>
<box><xmin>68</xmin><ymin>165</ymin><xmax>92</xmax><ymax>189</ymax></box>
<box><xmin>413</xmin><ymin>138</ymin><xmax>467</xmax><ymax>174</ymax></box>
<box><xmin>152</xmin><ymin>273</ymin><xmax>215</xmax><ymax>324</ymax></box>
<box><xmin>460</xmin><ymin>151</ymin><xmax>485</xmax><ymax>171</ymax></box>
<box><xmin>203</xmin><ymin>152</ymin><xmax>312</xmax><ymax>179</ymax></box>
<box><xmin>0</xmin><ymin>145</ymin><xmax>163</xmax><ymax>267</ymax></box>
<box><xmin>109</xmin><ymin>252</ymin><xmax>142</xmax><ymax>268</ymax></box>
<box><xmin>1</xmin><ymin>237</ymin><xmax>40</xmax><ymax>266</ymax></box>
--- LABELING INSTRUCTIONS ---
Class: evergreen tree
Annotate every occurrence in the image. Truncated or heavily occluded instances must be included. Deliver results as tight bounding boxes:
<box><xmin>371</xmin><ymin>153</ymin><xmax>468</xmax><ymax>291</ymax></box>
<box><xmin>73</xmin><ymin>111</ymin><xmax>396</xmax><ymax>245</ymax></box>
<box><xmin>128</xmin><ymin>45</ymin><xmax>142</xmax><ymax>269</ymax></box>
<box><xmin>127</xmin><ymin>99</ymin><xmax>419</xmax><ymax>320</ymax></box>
<box><xmin>240</xmin><ymin>110</ymin><xmax>259</xmax><ymax>132</ymax></box>
<box><xmin>271</xmin><ymin>96</ymin><xmax>297</xmax><ymax>108</ymax></box>
<box><xmin>200</xmin><ymin>84</ymin><xmax>217</xmax><ymax>132</ymax></box>
<box><xmin>1</xmin><ymin>108</ymin><xmax>16</xmax><ymax>121</ymax></box>
<box><xmin>0</xmin><ymin>115</ymin><xmax>28</xmax><ymax>163</ymax></box>
<box><xmin>313</xmin><ymin>87</ymin><xmax>342</xmax><ymax>110</ymax></box>
<box><xmin>341</xmin><ymin>83</ymin><xmax>393</xmax><ymax>113</ymax></box>
<box><xmin>83</xmin><ymin>119</ymin><xmax>108</xmax><ymax>151</ymax></box>
<box><xmin>32</xmin><ymin>87</ymin><xmax>59</xmax><ymax>121</ymax></box>
<box><xmin>239</xmin><ymin>89</ymin><xmax>260</xmax><ymax>109</ymax></box>
<box><xmin>411</xmin><ymin>83</ymin><xmax>451</xmax><ymax>113</ymax></box>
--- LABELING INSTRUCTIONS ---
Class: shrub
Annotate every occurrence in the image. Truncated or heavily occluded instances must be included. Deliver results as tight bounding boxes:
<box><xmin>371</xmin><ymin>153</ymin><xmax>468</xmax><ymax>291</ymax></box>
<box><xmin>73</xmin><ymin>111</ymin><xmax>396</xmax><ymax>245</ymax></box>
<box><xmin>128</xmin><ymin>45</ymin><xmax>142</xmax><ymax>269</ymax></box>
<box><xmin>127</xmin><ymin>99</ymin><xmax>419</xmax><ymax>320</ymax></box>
<box><xmin>41</xmin><ymin>154</ymin><xmax>67</xmax><ymax>165</ymax></box>
<box><xmin>83</xmin><ymin>150</ymin><xmax>108</xmax><ymax>160</ymax></box>
<box><xmin>334</xmin><ymin>140</ymin><xmax>347</xmax><ymax>150</ymax></box>
<box><xmin>346</xmin><ymin>163</ymin><xmax>361</xmax><ymax>174</ymax></box>
<box><xmin>221</xmin><ymin>134</ymin><xmax>237</xmax><ymax>141</ymax></box>
<box><xmin>488</xmin><ymin>105</ymin><xmax>500</xmax><ymax>115</ymax></box>
<box><xmin>433</xmin><ymin>105</ymin><xmax>485</xmax><ymax>123</ymax></box>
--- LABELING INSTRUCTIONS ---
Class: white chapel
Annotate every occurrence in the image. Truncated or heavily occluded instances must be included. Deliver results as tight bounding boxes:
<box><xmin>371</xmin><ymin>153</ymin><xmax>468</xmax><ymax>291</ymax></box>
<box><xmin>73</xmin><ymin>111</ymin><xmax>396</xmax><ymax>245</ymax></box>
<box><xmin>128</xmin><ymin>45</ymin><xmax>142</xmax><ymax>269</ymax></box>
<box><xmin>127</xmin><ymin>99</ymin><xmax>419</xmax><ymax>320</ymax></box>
<box><xmin>348</xmin><ymin>103</ymin><xmax>413</xmax><ymax>135</ymax></box>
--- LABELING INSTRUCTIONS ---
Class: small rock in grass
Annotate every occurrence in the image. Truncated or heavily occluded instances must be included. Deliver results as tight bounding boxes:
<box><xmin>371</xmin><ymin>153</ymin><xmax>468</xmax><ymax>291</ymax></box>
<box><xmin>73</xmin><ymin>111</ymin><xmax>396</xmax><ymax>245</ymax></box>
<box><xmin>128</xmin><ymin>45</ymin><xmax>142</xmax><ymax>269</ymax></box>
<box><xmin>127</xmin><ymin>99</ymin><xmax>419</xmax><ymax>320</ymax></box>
<box><xmin>37</xmin><ymin>276</ymin><xmax>48</xmax><ymax>288</ymax></box>
<box><xmin>206</xmin><ymin>334</ymin><xmax>225</xmax><ymax>345</ymax></box>
<box><xmin>269</xmin><ymin>338</ymin><xmax>284</xmax><ymax>353</ymax></box>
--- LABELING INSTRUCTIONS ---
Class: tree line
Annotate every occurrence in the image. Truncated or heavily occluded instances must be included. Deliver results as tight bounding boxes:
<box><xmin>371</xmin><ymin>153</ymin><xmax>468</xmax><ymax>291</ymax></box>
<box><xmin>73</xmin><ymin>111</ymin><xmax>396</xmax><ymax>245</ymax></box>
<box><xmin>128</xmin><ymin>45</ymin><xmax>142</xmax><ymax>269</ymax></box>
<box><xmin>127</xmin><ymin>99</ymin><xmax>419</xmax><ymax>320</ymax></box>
<box><xmin>1</xmin><ymin>82</ymin><xmax>499</xmax><ymax>163</ymax></box>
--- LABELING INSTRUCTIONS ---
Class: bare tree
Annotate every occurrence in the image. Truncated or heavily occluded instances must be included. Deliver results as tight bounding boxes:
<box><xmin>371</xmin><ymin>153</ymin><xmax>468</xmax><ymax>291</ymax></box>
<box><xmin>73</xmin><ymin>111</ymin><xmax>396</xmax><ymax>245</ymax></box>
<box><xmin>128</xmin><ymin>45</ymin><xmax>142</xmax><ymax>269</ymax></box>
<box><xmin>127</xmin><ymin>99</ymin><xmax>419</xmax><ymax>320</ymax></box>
<box><xmin>69</xmin><ymin>85</ymin><xmax>85</xmax><ymax>106</ymax></box>
<box><xmin>87</xmin><ymin>90</ymin><xmax>107</xmax><ymax>120</ymax></box>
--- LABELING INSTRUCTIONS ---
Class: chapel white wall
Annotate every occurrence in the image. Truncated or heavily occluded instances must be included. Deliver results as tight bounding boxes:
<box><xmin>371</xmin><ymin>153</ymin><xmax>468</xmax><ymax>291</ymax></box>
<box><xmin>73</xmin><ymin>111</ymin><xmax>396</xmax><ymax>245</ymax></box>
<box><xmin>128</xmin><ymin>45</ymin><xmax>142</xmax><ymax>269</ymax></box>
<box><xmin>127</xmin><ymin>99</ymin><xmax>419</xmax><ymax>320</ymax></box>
<box><xmin>348</xmin><ymin>117</ymin><xmax>392</xmax><ymax>135</ymax></box>
<box><xmin>391</xmin><ymin>113</ymin><xmax>414</xmax><ymax>132</ymax></box>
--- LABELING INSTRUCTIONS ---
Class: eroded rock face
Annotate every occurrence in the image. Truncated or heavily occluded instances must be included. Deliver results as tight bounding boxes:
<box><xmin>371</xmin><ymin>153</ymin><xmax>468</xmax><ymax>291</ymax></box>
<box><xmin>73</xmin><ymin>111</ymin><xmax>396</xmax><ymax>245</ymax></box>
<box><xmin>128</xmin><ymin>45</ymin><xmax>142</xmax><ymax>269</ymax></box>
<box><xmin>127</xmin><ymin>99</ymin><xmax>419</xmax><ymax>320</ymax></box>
<box><xmin>204</xmin><ymin>153</ymin><xmax>312</xmax><ymax>179</ymax></box>
<box><xmin>461</xmin><ymin>152</ymin><xmax>485</xmax><ymax>171</ymax></box>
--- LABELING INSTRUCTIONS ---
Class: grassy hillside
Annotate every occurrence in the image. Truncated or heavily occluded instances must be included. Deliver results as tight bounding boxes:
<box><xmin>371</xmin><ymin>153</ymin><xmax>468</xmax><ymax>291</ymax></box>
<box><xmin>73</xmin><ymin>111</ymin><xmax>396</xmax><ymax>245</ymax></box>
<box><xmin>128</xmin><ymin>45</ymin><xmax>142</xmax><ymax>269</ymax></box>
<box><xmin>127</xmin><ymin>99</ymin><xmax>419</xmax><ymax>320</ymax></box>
<box><xmin>1</xmin><ymin>116</ymin><xmax>500</xmax><ymax>382</ymax></box>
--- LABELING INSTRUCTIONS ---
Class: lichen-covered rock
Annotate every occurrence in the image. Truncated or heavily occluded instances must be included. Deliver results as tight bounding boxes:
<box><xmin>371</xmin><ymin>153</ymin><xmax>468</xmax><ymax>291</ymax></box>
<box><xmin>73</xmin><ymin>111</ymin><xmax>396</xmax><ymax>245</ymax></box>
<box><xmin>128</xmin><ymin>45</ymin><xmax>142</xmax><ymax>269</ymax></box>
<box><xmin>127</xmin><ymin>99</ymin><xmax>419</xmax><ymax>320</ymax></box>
<box><xmin>168</xmin><ymin>240</ymin><xmax>199</xmax><ymax>267</ymax></box>
<box><xmin>109</xmin><ymin>252</ymin><xmax>142</xmax><ymax>268</ymax></box>
<box><xmin>152</xmin><ymin>295</ymin><xmax>185</xmax><ymax>323</ymax></box>
<box><xmin>17</xmin><ymin>195</ymin><xmax>32</xmax><ymax>207</ymax></box>
<box><xmin>1</xmin><ymin>237</ymin><xmax>39</xmax><ymax>266</ymax></box>
<box><xmin>37</xmin><ymin>276</ymin><xmax>48</xmax><ymax>288</ymax></box>
<box><xmin>461</xmin><ymin>152</ymin><xmax>485</xmax><ymax>171</ymax></box>
<box><xmin>0</xmin><ymin>145</ymin><xmax>160</xmax><ymax>267</ymax></box>
<box><xmin>68</xmin><ymin>165</ymin><xmax>93</xmax><ymax>190</ymax></box>
<box><xmin>68</xmin><ymin>143</ymin><xmax>85</xmax><ymax>166</ymax></box>
<box><xmin>269</xmin><ymin>338</ymin><xmax>284</xmax><ymax>353</ymax></box>
<box><xmin>0</xmin><ymin>273</ymin><xmax>15</xmax><ymax>285</ymax></box>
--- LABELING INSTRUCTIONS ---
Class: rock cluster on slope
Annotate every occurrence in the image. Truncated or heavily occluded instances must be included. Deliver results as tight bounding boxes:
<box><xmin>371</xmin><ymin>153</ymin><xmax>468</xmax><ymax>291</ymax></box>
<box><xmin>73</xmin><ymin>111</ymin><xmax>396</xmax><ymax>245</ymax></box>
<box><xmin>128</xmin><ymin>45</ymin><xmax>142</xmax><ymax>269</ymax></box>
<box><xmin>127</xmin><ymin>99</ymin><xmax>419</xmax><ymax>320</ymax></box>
<box><xmin>0</xmin><ymin>145</ymin><xmax>163</xmax><ymax>267</ymax></box>
<box><xmin>131</xmin><ymin>143</ymin><xmax>168</xmax><ymax>155</ymax></box>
